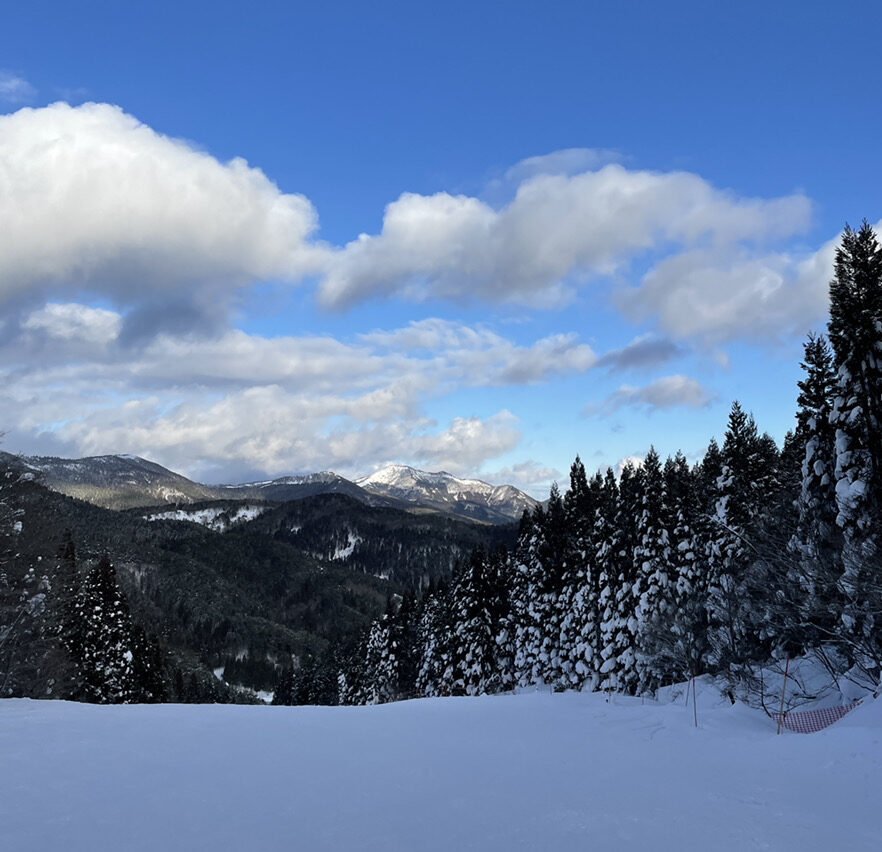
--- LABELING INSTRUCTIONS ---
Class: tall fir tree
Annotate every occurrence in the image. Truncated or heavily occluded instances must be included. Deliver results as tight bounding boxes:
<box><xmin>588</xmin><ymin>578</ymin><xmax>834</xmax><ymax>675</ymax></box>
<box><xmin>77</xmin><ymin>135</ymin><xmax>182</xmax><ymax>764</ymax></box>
<box><xmin>450</xmin><ymin>548</ymin><xmax>499</xmax><ymax>695</ymax></box>
<box><xmin>827</xmin><ymin>222</ymin><xmax>882</xmax><ymax>679</ymax></box>
<box><xmin>72</xmin><ymin>555</ymin><xmax>140</xmax><ymax>704</ymax></box>
<box><xmin>633</xmin><ymin>448</ymin><xmax>674</xmax><ymax>693</ymax></box>
<box><xmin>599</xmin><ymin>463</ymin><xmax>640</xmax><ymax>693</ymax></box>
<box><xmin>560</xmin><ymin>460</ymin><xmax>600</xmax><ymax>690</ymax></box>
<box><xmin>790</xmin><ymin>334</ymin><xmax>841</xmax><ymax>646</ymax></box>
<box><xmin>415</xmin><ymin>579</ymin><xmax>455</xmax><ymax>697</ymax></box>
<box><xmin>706</xmin><ymin>403</ymin><xmax>770</xmax><ymax>680</ymax></box>
<box><xmin>512</xmin><ymin>504</ymin><xmax>546</xmax><ymax>688</ymax></box>
<box><xmin>664</xmin><ymin>452</ymin><xmax>709</xmax><ymax>679</ymax></box>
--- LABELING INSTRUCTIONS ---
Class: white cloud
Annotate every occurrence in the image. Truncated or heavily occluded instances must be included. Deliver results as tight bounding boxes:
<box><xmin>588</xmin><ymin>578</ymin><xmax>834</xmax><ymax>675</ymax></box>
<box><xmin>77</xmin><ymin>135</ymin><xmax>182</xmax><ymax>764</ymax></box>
<box><xmin>0</xmin><ymin>102</ymin><xmax>326</xmax><ymax>324</ymax></box>
<box><xmin>318</xmin><ymin>163</ymin><xmax>811</xmax><ymax>309</ymax></box>
<box><xmin>0</xmin><ymin>71</ymin><xmax>35</xmax><ymax>104</ymax></box>
<box><xmin>616</xmin><ymin>455</ymin><xmax>646</xmax><ymax>476</ymax></box>
<box><xmin>48</xmin><ymin>387</ymin><xmax>521</xmax><ymax>482</ymax></box>
<box><xmin>360</xmin><ymin>319</ymin><xmax>597</xmax><ymax>386</ymax></box>
<box><xmin>23</xmin><ymin>302</ymin><xmax>122</xmax><ymax>345</ymax></box>
<box><xmin>617</xmin><ymin>238</ymin><xmax>839</xmax><ymax>344</ymax></box>
<box><xmin>503</xmin><ymin>147</ymin><xmax>622</xmax><ymax>182</ymax></box>
<box><xmin>595</xmin><ymin>333</ymin><xmax>683</xmax><ymax>371</ymax></box>
<box><xmin>481</xmin><ymin>460</ymin><xmax>563</xmax><ymax>496</ymax></box>
<box><xmin>585</xmin><ymin>374</ymin><xmax>712</xmax><ymax>417</ymax></box>
<box><xmin>1</xmin><ymin>312</ymin><xmax>600</xmax><ymax>480</ymax></box>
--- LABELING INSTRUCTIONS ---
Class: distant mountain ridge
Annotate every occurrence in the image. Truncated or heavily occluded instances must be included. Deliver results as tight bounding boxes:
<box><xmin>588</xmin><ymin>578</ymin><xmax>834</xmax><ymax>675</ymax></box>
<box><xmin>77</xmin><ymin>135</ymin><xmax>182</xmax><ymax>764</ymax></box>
<box><xmin>357</xmin><ymin>464</ymin><xmax>538</xmax><ymax>524</ymax></box>
<box><xmin>0</xmin><ymin>452</ymin><xmax>537</xmax><ymax>523</ymax></box>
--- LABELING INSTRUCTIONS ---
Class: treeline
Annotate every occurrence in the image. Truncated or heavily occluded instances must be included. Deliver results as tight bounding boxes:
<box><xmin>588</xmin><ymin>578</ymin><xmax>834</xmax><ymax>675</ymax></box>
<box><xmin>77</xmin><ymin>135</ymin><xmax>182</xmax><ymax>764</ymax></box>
<box><xmin>295</xmin><ymin>222</ymin><xmax>882</xmax><ymax>707</ymax></box>
<box><xmin>0</xmin><ymin>516</ymin><xmax>247</xmax><ymax>704</ymax></box>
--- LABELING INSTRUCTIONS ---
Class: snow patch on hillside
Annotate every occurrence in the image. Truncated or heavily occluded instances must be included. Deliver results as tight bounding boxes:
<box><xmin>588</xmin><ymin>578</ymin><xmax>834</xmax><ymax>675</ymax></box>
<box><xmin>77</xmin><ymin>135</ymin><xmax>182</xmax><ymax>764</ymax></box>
<box><xmin>330</xmin><ymin>530</ymin><xmax>361</xmax><ymax>560</ymax></box>
<box><xmin>146</xmin><ymin>504</ymin><xmax>267</xmax><ymax>532</ymax></box>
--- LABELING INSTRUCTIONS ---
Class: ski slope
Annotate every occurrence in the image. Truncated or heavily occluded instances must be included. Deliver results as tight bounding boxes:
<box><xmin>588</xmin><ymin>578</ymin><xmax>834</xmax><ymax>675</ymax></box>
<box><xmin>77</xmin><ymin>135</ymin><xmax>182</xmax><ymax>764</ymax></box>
<box><xmin>1</xmin><ymin>683</ymin><xmax>879</xmax><ymax>851</ymax></box>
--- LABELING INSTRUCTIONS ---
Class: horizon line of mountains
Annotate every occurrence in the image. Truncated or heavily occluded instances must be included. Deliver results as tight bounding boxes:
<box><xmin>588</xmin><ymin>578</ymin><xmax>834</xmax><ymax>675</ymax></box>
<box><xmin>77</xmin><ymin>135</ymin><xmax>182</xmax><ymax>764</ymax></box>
<box><xmin>0</xmin><ymin>451</ymin><xmax>539</xmax><ymax>525</ymax></box>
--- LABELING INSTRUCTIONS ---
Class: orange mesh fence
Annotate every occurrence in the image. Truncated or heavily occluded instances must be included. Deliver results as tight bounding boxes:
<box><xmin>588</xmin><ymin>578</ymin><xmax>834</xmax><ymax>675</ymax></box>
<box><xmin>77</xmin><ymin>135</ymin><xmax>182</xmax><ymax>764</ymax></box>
<box><xmin>776</xmin><ymin>702</ymin><xmax>861</xmax><ymax>734</ymax></box>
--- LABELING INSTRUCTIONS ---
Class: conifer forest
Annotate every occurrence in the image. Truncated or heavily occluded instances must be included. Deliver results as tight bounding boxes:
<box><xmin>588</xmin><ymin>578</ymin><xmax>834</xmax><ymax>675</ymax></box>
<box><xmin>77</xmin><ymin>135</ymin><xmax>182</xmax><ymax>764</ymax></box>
<box><xmin>323</xmin><ymin>222</ymin><xmax>882</xmax><ymax>709</ymax></box>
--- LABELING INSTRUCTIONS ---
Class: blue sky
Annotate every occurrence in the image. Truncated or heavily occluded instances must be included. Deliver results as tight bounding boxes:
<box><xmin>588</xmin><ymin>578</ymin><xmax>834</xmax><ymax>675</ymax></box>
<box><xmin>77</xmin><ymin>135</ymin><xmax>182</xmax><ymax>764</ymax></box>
<box><xmin>1</xmin><ymin>1</ymin><xmax>880</xmax><ymax>494</ymax></box>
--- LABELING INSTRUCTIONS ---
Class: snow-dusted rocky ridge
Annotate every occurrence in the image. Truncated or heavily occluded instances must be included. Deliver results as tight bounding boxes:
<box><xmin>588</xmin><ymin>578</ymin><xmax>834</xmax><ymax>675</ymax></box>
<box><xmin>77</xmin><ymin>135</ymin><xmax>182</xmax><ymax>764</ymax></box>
<box><xmin>2</xmin><ymin>452</ymin><xmax>536</xmax><ymax>524</ymax></box>
<box><xmin>357</xmin><ymin>464</ymin><xmax>538</xmax><ymax>523</ymax></box>
<box><xmin>1</xmin><ymin>452</ymin><xmax>218</xmax><ymax>510</ymax></box>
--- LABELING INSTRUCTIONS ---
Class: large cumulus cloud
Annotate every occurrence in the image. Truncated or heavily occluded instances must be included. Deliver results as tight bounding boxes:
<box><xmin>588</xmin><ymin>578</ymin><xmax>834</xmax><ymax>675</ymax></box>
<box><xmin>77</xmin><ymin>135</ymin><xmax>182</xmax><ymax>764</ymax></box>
<box><xmin>317</xmin><ymin>162</ymin><xmax>812</xmax><ymax>311</ymax></box>
<box><xmin>0</xmin><ymin>102</ymin><xmax>327</xmax><ymax>333</ymax></box>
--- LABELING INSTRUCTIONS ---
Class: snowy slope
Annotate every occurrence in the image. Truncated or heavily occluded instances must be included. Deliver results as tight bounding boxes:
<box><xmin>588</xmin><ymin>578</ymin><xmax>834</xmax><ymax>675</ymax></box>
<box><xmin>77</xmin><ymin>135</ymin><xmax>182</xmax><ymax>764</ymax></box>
<box><xmin>1</xmin><ymin>684</ymin><xmax>879</xmax><ymax>851</ymax></box>
<box><xmin>357</xmin><ymin>464</ymin><xmax>538</xmax><ymax>523</ymax></box>
<box><xmin>1</xmin><ymin>451</ymin><xmax>218</xmax><ymax>509</ymax></box>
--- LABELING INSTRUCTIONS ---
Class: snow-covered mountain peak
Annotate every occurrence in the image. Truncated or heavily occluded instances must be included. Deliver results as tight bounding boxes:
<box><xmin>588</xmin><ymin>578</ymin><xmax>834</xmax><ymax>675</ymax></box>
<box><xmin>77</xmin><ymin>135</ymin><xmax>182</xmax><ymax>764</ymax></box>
<box><xmin>357</xmin><ymin>464</ymin><xmax>487</xmax><ymax>491</ymax></box>
<box><xmin>228</xmin><ymin>471</ymin><xmax>343</xmax><ymax>489</ymax></box>
<box><xmin>356</xmin><ymin>464</ymin><xmax>538</xmax><ymax>523</ymax></box>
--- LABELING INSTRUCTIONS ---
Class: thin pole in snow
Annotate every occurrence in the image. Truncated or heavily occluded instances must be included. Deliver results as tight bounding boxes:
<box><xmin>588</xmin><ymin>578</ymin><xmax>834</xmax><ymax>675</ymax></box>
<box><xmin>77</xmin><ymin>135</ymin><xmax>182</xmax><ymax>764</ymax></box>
<box><xmin>777</xmin><ymin>654</ymin><xmax>791</xmax><ymax>736</ymax></box>
<box><xmin>691</xmin><ymin>668</ymin><xmax>698</xmax><ymax>728</ymax></box>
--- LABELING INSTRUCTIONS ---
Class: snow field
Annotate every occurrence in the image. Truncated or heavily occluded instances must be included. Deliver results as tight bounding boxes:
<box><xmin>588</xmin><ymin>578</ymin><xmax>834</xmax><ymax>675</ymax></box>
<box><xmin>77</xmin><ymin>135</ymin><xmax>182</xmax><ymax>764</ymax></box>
<box><xmin>1</xmin><ymin>684</ymin><xmax>879</xmax><ymax>851</ymax></box>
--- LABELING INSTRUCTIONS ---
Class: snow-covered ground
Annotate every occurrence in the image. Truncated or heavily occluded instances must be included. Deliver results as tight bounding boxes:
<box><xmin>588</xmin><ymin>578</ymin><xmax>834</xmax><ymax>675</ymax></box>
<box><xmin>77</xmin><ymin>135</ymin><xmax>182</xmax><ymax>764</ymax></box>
<box><xmin>1</xmin><ymin>683</ymin><xmax>879</xmax><ymax>851</ymax></box>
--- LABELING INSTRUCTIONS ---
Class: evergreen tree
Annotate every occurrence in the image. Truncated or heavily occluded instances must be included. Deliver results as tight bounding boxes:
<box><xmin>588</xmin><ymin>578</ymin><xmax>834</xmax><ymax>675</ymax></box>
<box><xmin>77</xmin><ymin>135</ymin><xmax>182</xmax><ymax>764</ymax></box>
<box><xmin>415</xmin><ymin>579</ymin><xmax>454</xmax><ymax>697</ymax></box>
<box><xmin>595</xmin><ymin>468</ymin><xmax>621</xmax><ymax>691</ymax></box>
<box><xmin>633</xmin><ymin>448</ymin><xmax>674</xmax><ymax>693</ymax></box>
<box><xmin>560</xmin><ymin>460</ymin><xmax>600</xmax><ymax>690</ymax></box>
<box><xmin>72</xmin><ymin>555</ymin><xmax>139</xmax><ymax>704</ymax></box>
<box><xmin>664</xmin><ymin>452</ymin><xmax>709</xmax><ymax>679</ymax></box>
<box><xmin>360</xmin><ymin>597</ymin><xmax>410</xmax><ymax>704</ymax></box>
<box><xmin>790</xmin><ymin>334</ymin><xmax>841</xmax><ymax>645</ymax></box>
<box><xmin>599</xmin><ymin>463</ymin><xmax>640</xmax><ymax>693</ymax></box>
<box><xmin>536</xmin><ymin>484</ymin><xmax>570</xmax><ymax>688</ymax></box>
<box><xmin>487</xmin><ymin>547</ymin><xmax>515</xmax><ymax>692</ymax></box>
<box><xmin>827</xmin><ymin>221</ymin><xmax>882</xmax><ymax>676</ymax></box>
<box><xmin>450</xmin><ymin>548</ymin><xmax>499</xmax><ymax>695</ymax></box>
<box><xmin>511</xmin><ymin>505</ymin><xmax>546</xmax><ymax>688</ymax></box>
<box><xmin>706</xmin><ymin>403</ymin><xmax>770</xmax><ymax>680</ymax></box>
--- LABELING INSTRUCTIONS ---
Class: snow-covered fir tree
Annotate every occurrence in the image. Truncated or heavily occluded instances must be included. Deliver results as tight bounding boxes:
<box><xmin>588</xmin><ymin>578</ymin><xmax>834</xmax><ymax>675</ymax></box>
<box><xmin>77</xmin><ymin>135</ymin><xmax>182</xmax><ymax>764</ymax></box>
<box><xmin>599</xmin><ymin>463</ymin><xmax>641</xmax><ymax>693</ymax></box>
<box><xmin>790</xmin><ymin>333</ymin><xmax>841</xmax><ymax>645</ymax></box>
<box><xmin>662</xmin><ymin>451</ymin><xmax>708</xmax><ymax>680</ymax></box>
<box><xmin>360</xmin><ymin>600</ymin><xmax>405</xmax><ymax>704</ymax></box>
<box><xmin>450</xmin><ymin>548</ymin><xmax>501</xmax><ymax>695</ymax></box>
<box><xmin>827</xmin><ymin>222</ymin><xmax>882</xmax><ymax>678</ymax></box>
<box><xmin>559</xmin><ymin>460</ymin><xmax>600</xmax><ymax>690</ymax></box>
<box><xmin>414</xmin><ymin>580</ymin><xmax>454</xmax><ymax>697</ymax></box>
<box><xmin>72</xmin><ymin>555</ymin><xmax>140</xmax><ymax>704</ymax></box>
<box><xmin>594</xmin><ymin>468</ymin><xmax>620</xmax><ymax>691</ymax></box>
<box><xmin>633</xmin><ymin>448</ymin><xmax>672</xmax><ymax>694</ymax></box>
<box><xmin>706</xmin><ymin>403</ymin><xmax>770</xmax><ymax>680</ymax></box>
<box><xmin>511</xmin><ymin>504</ymin><xmax>547</xmax><ymax>688</ymax></box>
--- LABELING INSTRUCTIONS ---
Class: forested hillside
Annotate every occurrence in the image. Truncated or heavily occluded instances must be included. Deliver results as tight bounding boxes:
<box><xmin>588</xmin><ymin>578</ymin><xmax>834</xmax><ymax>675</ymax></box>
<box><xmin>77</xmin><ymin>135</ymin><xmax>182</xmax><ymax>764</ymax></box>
<box><xmin>0</xmin><ymin>478</ymin><xmax>514</xmax><ymax>701</ymax></box>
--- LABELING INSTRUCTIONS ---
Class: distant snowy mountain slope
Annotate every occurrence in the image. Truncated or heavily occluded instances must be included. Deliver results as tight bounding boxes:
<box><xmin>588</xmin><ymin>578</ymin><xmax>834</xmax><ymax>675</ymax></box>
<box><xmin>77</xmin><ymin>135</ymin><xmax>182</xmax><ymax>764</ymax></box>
<box><xmin>0</xmin><ymin>452</ymin><xmax>535</xmax><ymax>523</ymax></box>
<box><xmin>357</xmin><ymin>464</ymin><xmax>538</xmax><ymax>523</ymax></box>
<box><xmin>0</xmin><ymin>452</ymin><xmax>218</xmax><ymax>510</ymax></box>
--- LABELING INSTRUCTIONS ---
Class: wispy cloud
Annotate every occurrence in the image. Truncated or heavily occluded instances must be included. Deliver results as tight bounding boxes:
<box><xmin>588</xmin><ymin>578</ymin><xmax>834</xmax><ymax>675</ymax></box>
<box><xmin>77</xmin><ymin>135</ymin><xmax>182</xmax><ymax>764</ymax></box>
<box><xmin>584</xmin><ymin>375</ymin><xmax>713</xmax><ymax>417</ymax></box>
<box><xmin>0</xmin><ymin>71</ymin><xmax>35</xmax><ymax>104</ymax></box>
<box><xmin>596</xmin><ymin>334</ymin><xmax>684</xmax><ymax>371</ymax></box>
